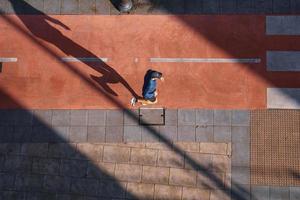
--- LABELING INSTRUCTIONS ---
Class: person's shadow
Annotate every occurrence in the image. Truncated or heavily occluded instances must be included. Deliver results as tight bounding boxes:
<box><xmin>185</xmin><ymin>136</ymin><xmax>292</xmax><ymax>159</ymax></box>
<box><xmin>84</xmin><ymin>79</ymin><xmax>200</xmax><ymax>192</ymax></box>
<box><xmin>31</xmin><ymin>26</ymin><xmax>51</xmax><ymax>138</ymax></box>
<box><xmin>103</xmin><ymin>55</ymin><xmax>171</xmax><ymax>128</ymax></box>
<box><xmin>9</xmin><ymin>0</ymin><xmax>139</xmax><ymax>98</ymax></box>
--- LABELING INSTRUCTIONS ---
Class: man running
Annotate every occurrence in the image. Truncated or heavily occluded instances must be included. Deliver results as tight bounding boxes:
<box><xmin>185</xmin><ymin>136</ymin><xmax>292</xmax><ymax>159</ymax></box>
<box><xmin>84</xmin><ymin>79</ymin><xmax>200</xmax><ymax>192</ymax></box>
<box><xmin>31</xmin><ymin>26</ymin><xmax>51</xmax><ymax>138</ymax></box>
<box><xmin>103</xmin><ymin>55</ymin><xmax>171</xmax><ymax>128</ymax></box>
<box><xmin>131</xmin><ymin>69</ymin><xmax>164</xmax><ymax>106</ymax></box>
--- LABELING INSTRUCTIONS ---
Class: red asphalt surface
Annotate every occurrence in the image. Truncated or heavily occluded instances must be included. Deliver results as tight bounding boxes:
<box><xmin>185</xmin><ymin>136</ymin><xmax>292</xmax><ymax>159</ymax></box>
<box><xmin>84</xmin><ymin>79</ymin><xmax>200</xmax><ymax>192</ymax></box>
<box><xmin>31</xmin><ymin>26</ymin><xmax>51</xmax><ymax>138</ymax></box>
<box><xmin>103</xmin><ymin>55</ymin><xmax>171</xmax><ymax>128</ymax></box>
<box><xmin>0</xmin><ymin>15</ymin><xmax>300</xmax><ymax>109</ymax></box>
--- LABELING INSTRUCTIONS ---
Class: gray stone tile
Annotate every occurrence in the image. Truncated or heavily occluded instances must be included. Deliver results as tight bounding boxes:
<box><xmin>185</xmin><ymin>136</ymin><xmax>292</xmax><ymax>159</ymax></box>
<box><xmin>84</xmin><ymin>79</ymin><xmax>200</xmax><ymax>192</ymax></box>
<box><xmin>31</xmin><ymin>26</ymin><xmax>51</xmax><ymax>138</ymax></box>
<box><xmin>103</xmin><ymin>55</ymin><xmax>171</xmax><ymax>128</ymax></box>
<box><xmin>0</xmin><ymin>110</ymin><xmax>16</xmax><ymax>125</ymax></box>
<box><xmin>52</xmin><ymin>126</ymin><xmax>70</xmax><ymax>142</ymax></box>
<box><xmin>253</xmin><ymin>0</ymin><xmax>273</xmax><ymax>14</ymax></box>
<box><xmin>70</xmin><ymin>110</ymin><xmax>88</xmax><ymax>126</ymax></box>
<box><xmin>178</xmin><ymin>109</ymin><xmax>196</xmax><ymax>125</ymax></box>
<box><xmin>196</xmin><ymin>126</ymin><xmax>214</xmax><ymax>142</ymax></box>
<box><xmin>155</xmin><ymin>0</ymin><xmax>185</xmax><ymax>14</ymax></box>
<box><xmin>203</xmin><ymin>0</ymin><xmax>220</xmax><ymax>14</ymax></box>
<box><xmin>32</xmin><ymin>158</ymin><xmax>60</xmax><ymax>175</ymax></box>
<box><xmin>105</xmin><ymin>126</ymin><xmax>123</xmax><ymax>142</ymax></box>
<box><xmin>106</xmin><ymin>110</ymin><xmax>123</xmax><ymax>126</ymax></box>
<box><xmin>15</xmin><ymin>173</ymin><xmax>44</xmax><ymax>191</ymax></box>
<box><xmin>124</xmin><ymin>126</ymin><xmax>142</xmax><ymax>142</ymax></box>
<box><xmin>214</xmin><ymin>110</ymin><xmax>231</xmax><ymax>126</ymax></box>
<box><xmin>213</xmin><ymin>126</ymin><xmax>231</xmax><ymax>142</ymax></box>
<box><xmin>124</xmin><ymin>109</ymin><xmax>139</xmax><ymax>125</ymax></box>
<box><xmin>220</xmin><ymin>0</ymin><xmax>237</xmax><ymax>14</ymax></box>
<box><xmin>99</xmin><ymin>180</ymin><xmax>126</xmax><ymax>198</ymax></box>
<box><xmin>291</xmin><ymin>0</ymin><xmax>300</xmax><ymax>13</ymax></box>
<box><xmin>251</xmin><ymin>186</ymin><xmax>269</xmax><ymax>200</ymax></box>
<box><xmin>13</xmin><ymin>126</ymin><xmax>32</xmax><ymax>143</ymax></box>
<box><xmin>21</xmin><ymin>143</ymin><xmax>48</xmax><ymax>157</ymax></box>
<box><xmin>80</xmin><ymin>0</ymin><xmax>96</xmax><ymax>14</ymax></box>
<box><xmin>69</xmin><ymin>126</ymin><xmax>87</xmax><ymax>142</ymax></box>
<box><xmin>141</xmin><ymin>126</ymin><xmax>160</xmax><ymax>142</ymax></box>
<box><xmin>270</xmin><ymin>186</ymin><xmax>290</xmax><ymax>200</ymax></box>
<box><xmin>14</xmin><ymin>110</ymin><xmax>33</xmax><ymax>126</ymax></box>
<box><xmin>0</xmin><ymin>126</ymin><xmax>14</xmax><ymax>142</ymax></box>
<box><xmin>185</xmin><ymin>0</ymin><xmax>203</xmax><ymax>14</ymax></box>
<box><xmin>26</xmin><ymin>0</ymin><xmax>45</xmax><ymax>12</ymax></box>
<box><xmin>0</xmin><ymin>143</ymin><xmax>21</xmax><ymax>155</ymax></box>
<box><xmin>231</xmin><ymin>166</ymin><xmax>250</xmax><ymax>185</ymax></box>
<box><xmin>267</xmin><ymin>88</ymin><xmax>300</xmax><ymax>109</ymax></box>
<box><xmin>33</xmin><ymin>110</ymin><xmax>52</xmax><ymax>126</ymax></box>
<box><xmin>290</xmin><ymin>187</ymin><xmax>300</xmax><ymax>200</ymax></box>
<box><xmin>0</xmin><ymin>173</ymin><xmax>15</xmax><ymax>190</ymax></box>
<box><xmin>232</xmin><ymin>184</ymin><xmax>251</xmax><ymax>200</ymax></box>
<box><xmin>61</xmin><ymin>0</ymin><xmax>79</xmax><ymax>14</ymax></box>
<box><xmin>70</xmin><ymin>178</ymin><xmax>99</xmax><ymax>196</ymax></box>
<box><xmin>88</xmin><ymin>109</ymin><xmax>106</xmax><ymax>126</ymax></box>
<box><xmin>232</xmin><ymin>142</ymin><xmax>250</xmax><ymax>167</ymax></box>
<box><xmin>52</xmin><ymin>110</ymin><xmax>70</xmax><ymax>126</ymax></box>
<box><xmin>0</xmin><ymin>191</ymin><xmax>26</xmax><ymax>200</ymax></box>
<box><xmin>25</xmin><ymin>192</ymin><xmax>56</xmax><ymax>200</ymax></box>
<box><xmin>31</xmin><ymin>126</ymin><xmax>55</xmax><ymax>142</ymax></box>
<box><xmin>60</xmin><ymin>159</ymin><xmax>88</xmax><ymax>178</ymax></box>
<box><xmin>95</xmin><ymin>0</ymin><xmax>111</xmax><ymax>14</ymax></box>
<box><xmin>0</xmin><ymin>1</ymin><xmax>8</xmax><ymax>14</ymax></box>
<box><xmin>44</xmin><ymin>0</ymin><xmax>61</xmax><ymax>14</ymax></box>
<box><xmin>44</xmin><ymin>175</ymin><xmax>71</xmax><ymax>193</ymax></box>
<box><xmin>56</xmin><ymin>194</ymin><xmax>85</xmax><ymax>200</ymax></box>
<box><xmin>139</xmin><ymin>108</ymin><xmax>164</xmax><ymax>125</ymax></box>
<box><xmin>232</xmin><ymin>126</ymin><xmax>249</xmax><ymax>144</ymax></box>
<box><xmin>273</xmin><ymin>0</ymin><xmax>291</xmax><ymax>13</ymax></box>
<box><xmin>164</xmin><ymin>109</ymin><xmax>178</xmax><ymax>126</ymax></box>
<box><xmin>87</xmin><ymin>126</ymin><xmax>105</xmax><ymax>142</ymax></box>
<box><xmin>196</xmin><ymin>109</ymin><xmax>213</xmax><ymax>125</ymax></box>
<box><xmin>48</xmin><ymin>143</ymin><xmax>77</xmax><ymax>158</ymax></box>
<box><xmin>178</xmin><ymin>126</ymin><xmax>196</xmax><ymax>142</ymax></box>
<box><xmin>232</xmin><ymin>110</ymin><xmax>249</xmax><ymax>126</ymax></box>
<box><xmin>236</xmin><ymin>0</ymin><xmax>254</xmax><ymax>13</ymax></box>
<box><xmin>159</xmin><ymin>125</ymin><xmax>177</xmax><ymax>142</ymax></box>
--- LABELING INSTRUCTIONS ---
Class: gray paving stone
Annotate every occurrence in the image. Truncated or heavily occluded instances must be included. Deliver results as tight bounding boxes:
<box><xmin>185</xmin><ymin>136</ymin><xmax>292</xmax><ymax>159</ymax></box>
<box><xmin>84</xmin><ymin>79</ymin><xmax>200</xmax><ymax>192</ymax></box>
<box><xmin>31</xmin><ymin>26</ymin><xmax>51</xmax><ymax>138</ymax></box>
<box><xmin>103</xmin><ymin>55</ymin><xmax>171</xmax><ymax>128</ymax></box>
<box><xmin>196</xmin><ymin>126</ymin><xmax>213</xmax><ymax>142</ymax></box>
<box><xmin>253</xmin><ymin>0</ymin><xmax>273</xmax><ymax>14</ymax></box>
<box><xmin>0</xmin><ymin>173</ymin><xmax>15</xmax><ymax>190</ymax></box>
<box><xmin>185</xmin><ymin>0</ymin><xmax>203</xmax><ymax>14</ymax></box>
<box><xmin>25</xmin><ymin>192</ymin><xmax>56</xmax><ymax>200</ymax></box>
<box><xmin>273</xmin><ymin>0</ymin><xmax>291</xmax><ymax>13</ymax></box>
<box><xmin>106</xmin><ymin>110</ymin><xmax>124</xmax><ymax>126</ymax></box>
<box><xmin>178</xmin><ymin>109</ymin><xmax>196</xmax><ymax>125</ymax></box>
<box><xmin>231</xmin><ymin>166</ymin><xmax>250</xmax><ymax>185</ymax></box>
<box><xmin>60</xmin><ymin>159</ymin><xmax>88</xmax><ymax>178</ymax></box>
<box><xmin>232</xmin><ymin>110</ymin><xmax>249</xmax><ymax>126</ymax></box>
<box><xmin>133</xmin><ymin>0</ymin><xmax>154</xmax><ymax>14</ymax></box>
<box><xmin>124</xmin><ymin>109</ymin><xmax>139</xmax><ymax>125</ymax></box>
<box><xmin>154</xmin><ymin>0</ymin><xmax>185</xmax><ymax>14</ymax></box>
<box><xmin>105</xmin><ymin>126</ymin><xmax>123</xmax><ymax>142</ymax></box>
<box><xmin>52</xmin><ymin>110</ymin><xmax>70</xmax><ymax>126</ymax></box>
<box><xmin>52</xmin><ymin>126</ymin><xmax>70</xmax><ymax>142</ymax></box>
<box><xmin>266</xmin><ymin>16</ymin><xmax>300</xmax><ymax>35</ymax></box>
<box><xmin>56</xmin><ymin>194</ymin><xmax>85</xmax><ymax>200</ymax></box>
<box><xmin>15</xmin><ymin>173</ymin><xmax>44</xmax><ymax>192</ymax></box>
<box><xmin>290</xmin><ymin>187</ymin><xmax>300</xmax><ymax>200</ymax></box>
<box><xmin>71</xmin><ymin>110</ymin><xmax>88</xmax><ymax>126</ymax></box>
<box><xmin>33</xmin><ymin>110</ymin><xmax>52</xmax><ymax>126</ymax></box>
<box><xmin>159</xmin><ymin>125</ymin><xmax>177</xmax><ymax>142</ymax></box>
<box><xmin>61</xmin><ymin>0</ymin><xmax>79</xmax><ymax>14</ymax></box>
<box><xmin>141</xmin><ymin>126</ymin><xmax>160</xmax><ymax>142</ymax></box>
<box><xmin>26</xmin><ymin>0</ymin><xmax>45</xmax><ymax>12</ymax></box>
<box><xmin>270</xmin><ymin>186</ymin><xmax>290</xmax><ymax>200</ymax></box>
<box><xmin>214</xmin><ymin>110</ymin><xmax>231</xmax><ymax>126</ymax></box>
<box><xmin>0</xmin><ymin>191</ymin><xmax>26</xmax><ymax>200</ymax></box>
<box><xmin>0</xmin><ymin>110</ymin><xmax>16</xmax><ymax>125</ymax></box>
<box><xmin>14</xmin><ymin>110</ymin><xmax>33</xmax><ymax>126</ymax></box>
<box><xmin>31</xmin><ymin>126</ymin><xmax>54</xmax><ymax>143</ymax></box>
<box><xmin>124</xmin><ymin>126</ymin><xmax>142</xmax><ymax>142</ymax></box>
<box><xmin>44</xmin><ymin>175</ymin><xmax>71</xmax><ymax>193</ymax></box>
<box><xmin>178</xmin><ymin>126</ymin><xmax>196</xmax><ymax>142</ymax></box>
<box><xmin>13</xmin><ymin>126</ymin><xmax>32</xmax><ymax>143</ymax></box>
<box><xmin>164</xmin><ymin>109</ymin><xmax>178</xmax><ymax>126</ymax></box>
<box><xmin>291</xmin><ymin>0</ymin><xmax>300</xmax><ymax>13</ymax></box>
<box><xmin>21</xmin><ymin>143</ymin><xmax>48</xmax><ymax>157</ymax></box>
<box><xmin>32</xmin><ymin>158</ymin><xmax>60</xmax><ymax>175</ymax></box>
<box><xmin>267</xmin><ymin>88</ymin><xmax>300</xmax><ymax>109</ymax></box>
<box><xmin>267</xmin><ymin>51</ymin><xmax>300</xmax><ymax>71</ymax></box>
<box><xmin>236</xmin><ymin>0</ymin><xmax>254</xmax><ymax>13</ymax></box>
<box><xmin>88</xmin><ymin>109</ymin><xmax>106</xmax><ymax>126</ymax></box>
<box><xmin>203</xmin><ymin>0</ymin><xmax>220</xmax><ymax>13</ymax></box>
<box><xmin>95</xmin><ymin>0</ymin><xmax>111</xmax><ymax>14</ymax></box>
<box><xmin>44</xmin><ymin>0</ymin><xmax>61</xmax><ymax>14</ymax></box>
<box><xmin>232</xmin><ymin>184</ymin><xmax>251</xmax><ymax>200</ymax></box>
<box><xmin>87</xmin><ymin>126</ymin><xmax>105</xmax><ymax>142</ymax></box>
<box><xmin>69</xmin><ymin>126</ymin><xmax>88</xmax><ymax>142</ymax></box>
<box><xmin>232</xmin><ymin>126</ymin><xmax>249</xmax><ymax>144</ymax></box>
<box><xmin>139</xmin><ymin>108</ymin><xmax>164</xmax><ymax>125</ymax></box>
<box><xmin>213</xmin><ymin>126</ymin><xmax>231</xmax><ymax>142</ymax></box>
<box><xmin>70</xmin><ymin>178</ymin><xmax>99</xmax><ymax>196</ymax></box>
<box><xmin>0</xmin><ymin>143</ymin><xmax>21</xmax><ymax>155</ymax></box>
<box><xmin>48</xmin><ymin>143</ymin><xmax>77</xmax><ymax>158</ymax></box>
<box><xmin>0</xmin><ymin>0</ymin><xmax>8</xmax><ymax>14</ymax></box>
<box><xmin>232</xmin><ymin>142</ymin><xmax>250</xmax><ymax>167</ymax></box>
<box><xmin>196</xmin><ymin>109</ymin><xmax>213</xmax><ymax>125</ymax></box>
<box><xmin>99</xmin><ymin>180</ymin><xmax>126</xmax><ymax>198</ymax></box>
<box><xmin>251</xmin><ymin>186</ymin><xmax>270</xmax><ymax>200</ymax></box>
<box><xmin>3</xmin><ymin>156</ymin><xmax>32</xmax><ymax>173</ymax></box>
<box><xmin>0</xmin><ymin>126</ymin><xmax>14</xmax><ymax>142</ymax></box>
<box><xmin>80</xmin><ymin>0</ymin><xmax>96</xmax><ymax>14</ymax></box>
<box><xmin>220</xmin><ymin>0</ymin><xmax>237</xmax><ymax>14</ymax></box>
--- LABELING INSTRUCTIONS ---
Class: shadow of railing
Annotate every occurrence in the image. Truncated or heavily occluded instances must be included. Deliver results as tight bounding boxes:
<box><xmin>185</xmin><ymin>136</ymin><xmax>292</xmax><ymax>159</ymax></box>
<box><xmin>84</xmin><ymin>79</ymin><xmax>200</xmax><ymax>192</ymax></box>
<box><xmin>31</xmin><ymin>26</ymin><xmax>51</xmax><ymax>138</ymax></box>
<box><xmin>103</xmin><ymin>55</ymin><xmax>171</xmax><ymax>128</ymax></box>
<box><xmin>0</xmin><ymin>1</ymin><xmax>252</xmax><ymax>199</ymax></box>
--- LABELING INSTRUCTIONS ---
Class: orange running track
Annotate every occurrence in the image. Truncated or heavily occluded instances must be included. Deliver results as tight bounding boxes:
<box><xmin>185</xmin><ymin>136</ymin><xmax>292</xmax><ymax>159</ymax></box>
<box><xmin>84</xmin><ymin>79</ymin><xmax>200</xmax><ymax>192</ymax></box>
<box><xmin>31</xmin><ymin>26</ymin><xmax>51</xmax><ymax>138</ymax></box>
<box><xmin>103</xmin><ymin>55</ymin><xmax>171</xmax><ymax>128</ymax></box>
<box><xmin>0</xmin><ymin>15</ymin><xmax>300</xmax><ymax>109</ymax></box>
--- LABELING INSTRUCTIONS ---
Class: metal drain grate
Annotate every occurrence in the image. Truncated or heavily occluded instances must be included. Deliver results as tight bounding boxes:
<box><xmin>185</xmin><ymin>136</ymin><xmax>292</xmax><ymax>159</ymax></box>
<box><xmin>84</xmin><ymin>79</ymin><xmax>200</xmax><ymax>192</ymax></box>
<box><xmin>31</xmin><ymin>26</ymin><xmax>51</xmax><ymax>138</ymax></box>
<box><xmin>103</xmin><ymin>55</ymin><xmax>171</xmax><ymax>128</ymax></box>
<box><xmin>250</xmin><ymin>109</ymin><xmax>300</xmax><ymax>186</ymax></box>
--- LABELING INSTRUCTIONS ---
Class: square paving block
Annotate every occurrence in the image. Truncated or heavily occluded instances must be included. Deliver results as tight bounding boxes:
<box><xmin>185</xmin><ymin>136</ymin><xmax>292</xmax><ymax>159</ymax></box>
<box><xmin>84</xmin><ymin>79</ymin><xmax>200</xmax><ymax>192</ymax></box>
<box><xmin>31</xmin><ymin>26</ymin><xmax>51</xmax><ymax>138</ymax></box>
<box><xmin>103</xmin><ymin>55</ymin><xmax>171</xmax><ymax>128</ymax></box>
<box><xmin>214</xmin><ymin>126</ymin><xmax>231</xmax><ymax>142</ymax></box>
<box><xmin>79</xmin><ymin>0</ymin><xmax>96</xmax><ymax>14</ymax></box>
<box><xmin>31</xmin><ymin>126</ymin><xmax>53</xmax><ymax>142</ymax></box>
<box><xmin>290</xmin><ymin>187</ymin><xmax>300</xmax><ymax>200</ymax></box>
<box><xmin>0</xmin><ymin>110</ymin><xmax>16</xmax><ymax>125</ymax></box>
<box><xmin>95</xmin><ymin>0</ymin><xmax>111</xmax><ymax>14</ymax></box>
<box><xmin>139</xmin><ymin>108</ymin><xmax>165</xmax><ymax>125</ymax></box>
<box><xmin>52</xmin><ymin>126</ymin><xmax>70</xmax><ymax>142</ymax></box>
<box><xmin>0</xmin><ymin>126</ymin><xmax>14</xmax><ymax>142</ymax></box>
<box><xmin>232</xmin><ymin>143</ymin><xmax>250</xmax><ymax>167</ymax></box>
<box><xmin>106</xmin><ymin>110</ymin><xmax>124</xmax><ymax>126</ymax></box>
<box><xmin>159</xmin><ymin>126</ymin><xmax>177</xmax><ymax>142</ymax></box>
<box><xmin>33</xmin><ymin>110</ymin><xmax>52</xmax><ymax>126</ymax></box>
<box><xmin>26</xmin><ymin>0</ymin><xmax>45</xmax><ymax>12</ymax></box>
<box><xmin>196</xmin><ymin>109</ymin><xmax>213</xmax><ymax>125</ymax></box>
<box><xmin>178</xmin><ymin>126</ymin><xmax>196</xmax><ymax>142</ymax></box>
<box><xmin>0</xmin><ymin>173</ymin><xmax>15</xmax><ymax>190</ymax></box>
<box><xmin>99</xmin><ymin>180</ymin><xmax>126</xmax><ymax>198</ymax></box>
<box><xmin>203</xmin><ymin>0</ymin><xmax>220</xmax><ymax>14</ymax></box>
<box><xmin>155</xmin><ymin>0</ymin><xmax>185</xmax><ymax>14</ymax></box>
<box><xmin>251</xmin><ymin>186</ymin><xmax>269</xmax><ymax>200</ymax></box>
<box><xmin>87</xmin><ymin>126</ymin><xmax>105</xmax><ymax>142</ymax></box>
<box><xmin>105</xmin><ymin>126</ymin><xmax>123</xmax><ymax>142</ymax></box>
<box><xmin>164</xmin><ymin>109</ymin><xmax>178</xmax><ymax>126</ymax></box>
<box><xmin>220</xmin><ymin>0</ymin><xmax>237</xmax><ymax>14</ymax></box>
<box><xmin>185</xmin><ymin>0</ymin><xmax>203</xmax><ymax>14</ymax></box>
<box><xmin>232</xmin><ymin>110</ymin><xmax>249</xmax><ymax>126</ymax></box>
<box><xmin>141</xmin><ymin>126</ymin><xmax>160</xmax><ymax>142</ymax></box>
<box><xmin>61</xmin><ymin>0</ymin><xmax>79</xmax><ymax>14</ymax></box>
<box><xmin>214</xmin><ymin>110</ymin><xmax>231</xmax><ymax>126</ymax></box>
<box><xmin>69</xmin><ymin>126</ymin><xmax>87</xmax><ymax>142</ymax></box>
<box><xmin>124</xmin><ymin>126</ymin><xmax>142</xmax><ymax>142</ymax></box>
<box><xmin>44</xmin><ymin>175</ymin><xmax>71</xmax><ymax>193</ymax></box>
<box><xmin>273</xmin><ymin>0</ymin><xmax>291</xmax><ymax>13</ymax></box>
<box><xmin>70</xmin><ymin>110</ymin><xmax>88</xmax><ymax>126</ymax></box>
<box><xmin>44</xmin><ymin>0</ymin><xmax>61</xmax><ymax>14</ymax></box>
<box><xmin>52</xmin><ymin>110</ymin><xmax>70</xmax><ymax>126</ymax></box>
<box><xmin>236</xmin><ymin>0</ymin><xmax>254</xmax><ymax>13</ymax></box>
<box><xmin>232</xmin><ymin>126</ymin><xmax>249</xmax><ymax>144</ymax></box>
<box><xmin>178</xmin><ymin>109</ymin><xmax>195</xmax><ymax>126</ymax></box>
<box><xmin>270</xmin><ymin>186</ymin><xmax>290</xmax><ymax>200</ymax></box>
<box><xmin>253</xmin><ymin>0</ymin><xmax>273</xmax><ymax>14</ymax></box>
<box><xmin>196</xmin><ymin>126</ymin><xmax>213</xmax><ymax>142</ymax></box>
<box><xmin>14</xmin><ymin>110</ymin><xmax>33</xmax><ymax>126</ymax></box>
<box><xmin>124</xmin><ymin>109</ymin><xmax>139</xmax><ymax>125</ymax></box>
<box><xmin>88</xmin><ymin>110</ymin><xmax>106</xmax><ymax>126</ymax></box>
<box><xmin>231</xmin><ymin>166</ymin><xmax>250</xmax><ymax>185</ymax></box>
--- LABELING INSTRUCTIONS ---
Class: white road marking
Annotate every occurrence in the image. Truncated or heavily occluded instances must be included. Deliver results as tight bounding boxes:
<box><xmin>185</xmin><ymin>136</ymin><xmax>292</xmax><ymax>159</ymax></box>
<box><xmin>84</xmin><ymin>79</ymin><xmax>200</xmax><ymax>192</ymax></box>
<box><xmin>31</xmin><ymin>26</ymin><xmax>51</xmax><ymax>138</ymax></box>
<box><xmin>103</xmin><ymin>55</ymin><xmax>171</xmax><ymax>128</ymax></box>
<box><xmin>61</xmin><ymin>57</ymin><xmax>108</xmax><ymax>62</ymax></box>
<box><xmin>150</xmin><ymin>58</ymin><xmax>261</xmax><ymax>63</ymax></box>
<box><xmin>0</xmin><ymin>58</ymin><xmax>18</xmax><ymax>62</ymax></box>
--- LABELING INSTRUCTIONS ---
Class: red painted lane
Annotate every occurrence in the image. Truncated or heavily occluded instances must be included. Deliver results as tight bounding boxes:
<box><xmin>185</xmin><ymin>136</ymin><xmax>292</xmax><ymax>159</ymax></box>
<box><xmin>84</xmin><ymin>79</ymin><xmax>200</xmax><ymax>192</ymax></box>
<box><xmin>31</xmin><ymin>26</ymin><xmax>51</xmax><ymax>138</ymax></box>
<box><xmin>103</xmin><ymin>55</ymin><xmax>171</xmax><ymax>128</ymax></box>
<box><xmin>0</xmin><ymin>15</ymin><xmax>299</xmax><ymax>109</ymax></box>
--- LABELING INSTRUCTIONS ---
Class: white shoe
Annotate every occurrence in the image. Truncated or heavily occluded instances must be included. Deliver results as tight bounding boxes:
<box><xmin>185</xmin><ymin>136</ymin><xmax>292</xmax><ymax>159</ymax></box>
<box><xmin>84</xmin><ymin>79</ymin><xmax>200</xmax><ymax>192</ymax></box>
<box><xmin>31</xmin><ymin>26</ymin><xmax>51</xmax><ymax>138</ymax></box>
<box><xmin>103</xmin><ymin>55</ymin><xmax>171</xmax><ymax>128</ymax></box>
<box><xmin>130</xmin><ymin>97</ymin><xmax>137</xmax><ymax>106</ymax></box>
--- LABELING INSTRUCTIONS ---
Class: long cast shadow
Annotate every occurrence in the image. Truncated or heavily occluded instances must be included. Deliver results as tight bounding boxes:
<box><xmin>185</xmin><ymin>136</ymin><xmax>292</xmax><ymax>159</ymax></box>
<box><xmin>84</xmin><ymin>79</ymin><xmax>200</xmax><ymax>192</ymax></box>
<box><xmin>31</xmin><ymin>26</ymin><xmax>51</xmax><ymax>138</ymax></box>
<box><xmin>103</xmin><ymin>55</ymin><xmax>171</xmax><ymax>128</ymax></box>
<box><xmin>1</xmin><ymin>2</ymin><xmax>250</xmax><ymax>200</ymax></box>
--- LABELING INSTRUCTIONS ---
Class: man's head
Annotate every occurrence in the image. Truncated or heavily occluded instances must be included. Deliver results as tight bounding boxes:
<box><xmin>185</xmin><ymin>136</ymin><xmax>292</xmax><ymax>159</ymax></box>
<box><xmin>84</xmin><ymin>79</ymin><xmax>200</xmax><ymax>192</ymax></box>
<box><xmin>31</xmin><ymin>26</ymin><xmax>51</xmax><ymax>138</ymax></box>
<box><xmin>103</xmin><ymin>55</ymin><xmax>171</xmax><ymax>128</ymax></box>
<box><xmin>151</xmin><ymin>71</ymin><xmax>163</xmax><ymax>80</ymax></box>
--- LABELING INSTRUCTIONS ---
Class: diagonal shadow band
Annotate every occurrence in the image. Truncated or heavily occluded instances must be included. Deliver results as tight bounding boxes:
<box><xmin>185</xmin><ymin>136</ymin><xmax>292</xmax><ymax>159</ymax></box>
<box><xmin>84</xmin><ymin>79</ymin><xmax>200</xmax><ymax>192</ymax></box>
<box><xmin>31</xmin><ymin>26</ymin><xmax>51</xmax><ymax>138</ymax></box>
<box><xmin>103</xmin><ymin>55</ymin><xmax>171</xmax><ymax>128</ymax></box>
<box><xmin>1</xmin><ymin>3</ymin><xmax>249</xmax><ymax>200</ymax></box>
